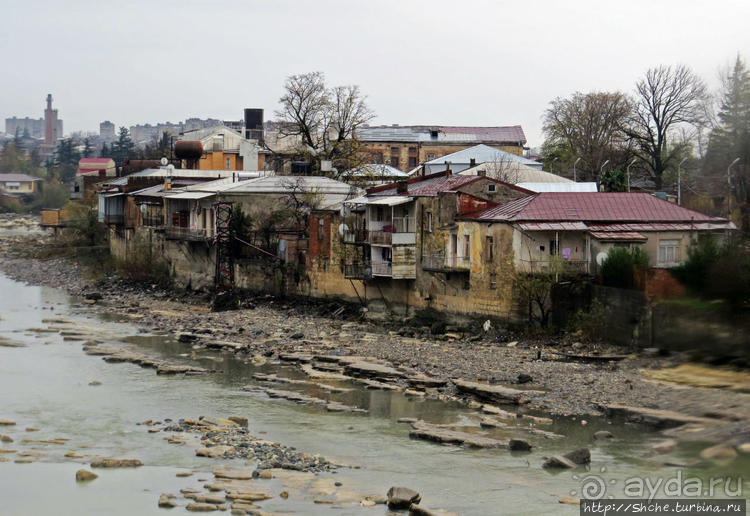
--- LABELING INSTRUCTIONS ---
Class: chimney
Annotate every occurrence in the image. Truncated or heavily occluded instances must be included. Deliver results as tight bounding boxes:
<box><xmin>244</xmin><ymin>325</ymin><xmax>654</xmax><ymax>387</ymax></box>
<box><xmin>470</xmin><ymin>158</ymin><xmax>476</xmax><ymax>168</ymax></box>
<box><xmin>396</xmin><ymin>181</ymin><xmax>408</xmax><ymax>194</ymax></box>
<box><xmin>445</xmin><ymin>162</ymin><xmax>452</xmax><ymax>178</ymax></box>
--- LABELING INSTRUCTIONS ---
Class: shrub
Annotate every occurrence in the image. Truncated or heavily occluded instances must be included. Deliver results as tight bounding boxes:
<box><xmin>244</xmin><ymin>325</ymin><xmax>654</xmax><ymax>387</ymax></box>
<box><xmin>567</xmin><ymin>299</ymin><xmax>609</xmax><ymax>341</ymax></box>
<box><xmin>600</xmin><ymin>247</ymin><xmax>649</xmax><ymax>289</ymax></box>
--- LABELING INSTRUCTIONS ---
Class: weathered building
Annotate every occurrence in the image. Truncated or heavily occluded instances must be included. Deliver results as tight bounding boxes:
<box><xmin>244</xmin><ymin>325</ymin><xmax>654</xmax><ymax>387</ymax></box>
<box><xmin>0</xmin><ymin>173</ymin><xmax>42</xmax><ymax>195</ymax></box>
<box><xmin>177</xmin><ymin>126</ymin><xmax>260</xmax><ymax>172</ymax></box>
<box><xmin>357</xmin><ymin>126</ymin><xmax>527</xmax><ymax>172</ymax></box>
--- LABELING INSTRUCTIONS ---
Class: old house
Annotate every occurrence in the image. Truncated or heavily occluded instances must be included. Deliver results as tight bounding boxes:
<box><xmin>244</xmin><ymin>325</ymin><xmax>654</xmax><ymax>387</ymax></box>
<box><xmin>421</xmin><ymin>144</ymin><xmax>542</xmax><ymax>174</ymax></box>
<box><xmin>458</xmin><ymin>192</ymin><xmax>736</xmax><ymax>275</ymax></box>
<box><xmin>356</xmin><ymin>126</ymin><xmax>527</xmax><ymax>172</ymax></box>
<box><xmin>0</xmin><ymin>173</ymin><xmax>42</xmax><ymax>195</ymax></box>
<box><xmin>177</xmin><ymin>126</ymin><xmax>261</xmax><ymax>171</ymax></box>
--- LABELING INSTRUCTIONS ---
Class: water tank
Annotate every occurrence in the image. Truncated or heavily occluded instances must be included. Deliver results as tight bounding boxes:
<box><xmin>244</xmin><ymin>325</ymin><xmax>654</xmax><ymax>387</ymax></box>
<box><xmin>174</xmin><ymin>140</ymin><xmax>203</xmax><ymax>160</ymax></box>
<box><xmin>244</xmin><ymin>108</ymin><xmax>264</xmax><ymax>140</ymax></box>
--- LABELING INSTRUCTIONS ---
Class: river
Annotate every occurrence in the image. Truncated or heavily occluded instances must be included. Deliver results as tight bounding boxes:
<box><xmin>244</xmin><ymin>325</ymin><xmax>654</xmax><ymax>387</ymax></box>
<box><xmin>0</xmin><ymin>272</ymin><xmax>747</xmax><ymax>515</ymax></box>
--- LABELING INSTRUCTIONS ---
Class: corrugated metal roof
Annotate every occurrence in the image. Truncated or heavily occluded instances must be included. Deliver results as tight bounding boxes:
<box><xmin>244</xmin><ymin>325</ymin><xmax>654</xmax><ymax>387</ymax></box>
<box><xmin>221</xmin><ymin>175</ymin><xmax>357</xmax><ymax>195</ymax></box>
<box><xmin>165</xmin><ymin>191</ymin><xmax>215</xmax><ymax>200</ymax></box>
<box><xmin>346</xmin><ymin>164</ymin><xmax>410</xmax><ymax>178</ymax></box>
<box><xmin>459</xmin><ymin>162</ymin><xmax>569</xmax><ymax>183</ymax></box>
<box><xmin>517</xmin><ymin>182</ymin><xmax>598</xmax><ymax>192</ymax></box>
<box><xmin>356</xmin><ymin>125</ymin><xmax>526</xmax><ymax>143</ymax></box>
<box><xmin>362</xmin><ymin>196</ymin><xmax>413</xmax><ymax>206</ymax></box>
<box><xmin>0</xmin><ymin>173</ymin><xmax>42</xmax><ymax>182</ymax></box>
<box><xmin>464</xmin><ymin>193</ymin><xmax>729</xmax><ymax>223</ymax></box>
<box><xmin>589</xmin><ymin>231</ymin><xmax>647</xmax><ymax>241</ymax></box>
<box><xmin>424</xmin><ymin>144</ymin><xmax>538</xmax><ymax>167</ymax></box>
<box><xmin>366</xmin><ymin>174</ymin><xmax>487</xmax><ymax>198</ymax></box>
<box><xmin>519</xmin><ymin>222</ymin><xmax>588</xmax><ymax>231</ymax></box>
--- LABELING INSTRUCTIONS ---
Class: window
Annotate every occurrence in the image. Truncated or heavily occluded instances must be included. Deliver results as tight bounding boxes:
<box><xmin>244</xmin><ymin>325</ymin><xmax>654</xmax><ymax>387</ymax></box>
<box><xmin>372</xmin><ymin>152</ymin><xmax>383</xmax><ymax>164</ymax></box>
<box><xmin>408</xmin><ymin>157</ymin><xmax>418</xmax><ymax>168</ymax></box>
<box><xmin>390</xmin><ymin>146</ymin><xmax>400</xmax><ymax>155</ymax></box>
<box><xmin>488</xmin><ymin>184</ymin><xmax>496</xmax><ymax>192</ymax></box>
<box><xmin>549</xmin><ymin>240</ymin><xmax>557</xmax><ymax>256</ymax></box>
<box><xmin>489</xmin><ymin>273</ymin><xmax>497</xmax><ymax>290</ymax></box>
<box><xmin>463</xmin><ymin>235</ymin><xmax>470</xmax><ymax>257</ymax></box>
<box><xmin>376</xmin><ymin>206</ymin><xmax>384</xmax><ymax>222</ymax></box>
<box><xmin>225</xmin><ymin>157</ymin><xmax>231</xmax><ymax>170</ymax></box>
<box><xmin>486</xmin><ymin>236</ymin><xmax>494</xmax><ymax>262</ymax></box>
<box><xmin>426</xmin><ymin>153</ymin><xmax>436</xmax><ymax>160</ymax></box>
<box><xmin>408</xmin><ymin>146</ymin><xmax>417</xmax><ymax>156</ymax></box>
<box><xmin>658</xmin><ymin>239</ymin><xmax>680</xmax><ymax>264</ymax></box>
<box><xmin>390</xmin><ymin>157</ymin><xmax>399</xmax><ymax>168</ymax></box>
<box><xmin>318</xmin><ymin>218</ymin><xmax>324</xmax><ymax>241</ymax></box>
<box><xmin>426</xmin><ymin>211</ymin><xmax>433</xmax><ymax>233</ymax></box>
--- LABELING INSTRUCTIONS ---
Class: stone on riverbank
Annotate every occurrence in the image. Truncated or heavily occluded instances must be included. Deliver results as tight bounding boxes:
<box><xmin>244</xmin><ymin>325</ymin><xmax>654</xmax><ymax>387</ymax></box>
<box><xmin>409</xmin><ymin>421</ymin><xmax>509</xmax><ymax>449</ymax></box>
<box><xmin>387</xmin><ymin>486</ymin><xmax>421</xmax><ymax>510</ymax></box>
<box><xmin>212</xmin><ymin>466</ymin><xmax>254</xmax><ymax>480</ymax></box>
<box><xmin>158</xmin><ymin>494</ymin><xmax>177</xmax><ymax>508</ymax></box>
<box><xmin>186</xmin><ymin>502</ymin><xmax>219</xmax><ymax>512</ymax></box>
<box><xmin>543</xmin><ymin>448</ymin><xmax>590</xmax><ymax>469</ymax></box>
<box><xmin>75</xmin><ymin>469</ymin><xmax>98</xmax><ymax>482</ymax></box>
<box><xmin>196</xmin><ymin>445</ymin><xmax>235</xmax><ymax>458</ymax></box>
<box><xmin>0</xmin><ymin>434</ymin><xmax>12</xmax><ymax>443</ymax></box>
<box><xmin>90</xmin><ymin>458</ymin><xmax>143</xmax><ymax>468</ymax></box>
<box><xmin>0</xmin><ymin>420</ymin><xmax>16</xmax><ymax>426</ymax></box>
<box><xmin>593</xmin><ymin>431</ymin><xmax>614</xmax><ymax>440</ymax></box>
<box><xmin>452</xmin><ymin>379</ymin><xmax>543</xmax><ymax>405</ymax></box>
<box><xmin>699</xmin><ymin>443</ymin><xmax>737</xmax><ymax>464</ymax></box>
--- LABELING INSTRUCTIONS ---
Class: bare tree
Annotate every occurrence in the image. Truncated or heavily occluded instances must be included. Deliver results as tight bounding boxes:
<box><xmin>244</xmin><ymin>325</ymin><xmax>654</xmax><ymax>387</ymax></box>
<box><xmin>274</xmin><ymin>72</ymin><xmax>375</xmax><ymax>176</ymax></box>
<box><xmin>624</xmin><ymin>64</ymin><xmax>708</xmax><ymax>190</ymax></box>
<box><xmin>542</xmin><ymin>91</ymin><xmax>632</xmax><ymax>181</ymax></box>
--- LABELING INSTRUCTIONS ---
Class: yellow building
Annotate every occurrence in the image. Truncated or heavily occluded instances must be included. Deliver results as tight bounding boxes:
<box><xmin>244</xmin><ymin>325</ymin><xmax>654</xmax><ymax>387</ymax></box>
<box><xmin>0</xmin><ymin>173</ymin><xmax>42</xmax><ymax>194</ymax></box>
<box><xmin>178</xmin><ymin>126</ymin><xmax>260</xmax><ymax>172</ymax></box>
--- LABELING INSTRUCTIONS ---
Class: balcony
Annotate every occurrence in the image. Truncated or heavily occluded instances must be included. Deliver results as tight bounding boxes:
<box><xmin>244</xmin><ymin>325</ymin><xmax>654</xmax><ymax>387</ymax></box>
<box><xmin>341</xmin><ymin>228</ymin><xmax>368</xmax><ymax>245</ymax></box>
<box><xmin>422</xmin><ymin>253</ymin><xmax>471</xmax><ymax>273</ymax></box>
<box><xmin>103</xmin><ymin>214</ymin><xmax>124</xmax><ymax>225</ymax></box>
<box><xmin>343</xmin><ymin>263</ymin><xmax>372</xmax><ymax>280</ymax></box>
<box><xmin>369</xmin><ymin>230</ymin><xmax>392</xmax><ymax>245</ymax></box>
<box><xmin>142</xmin><ymin>215</ymin><xmax>164</xmax><ymax>228</ymax></box>
<box><xmin>371</xmin><ymin>261</ymin><xmax>392</xmax><ymax>276</ymax></box>
<box><xmin>165</xmin><ymin>227</ymin><xmax>208</xmax><ymax>241</ymax></box>
<box><xmin>519</xmin><ymin>259</ymin><xmax>590</xmax><ymax>275</ymax></box>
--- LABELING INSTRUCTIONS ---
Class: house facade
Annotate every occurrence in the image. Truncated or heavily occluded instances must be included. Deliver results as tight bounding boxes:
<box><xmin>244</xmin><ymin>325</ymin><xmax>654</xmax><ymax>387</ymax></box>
<box><xmin>0</xmin><ymin>173</ymin><xmax>42</xmax><ymax>195</ymax></box>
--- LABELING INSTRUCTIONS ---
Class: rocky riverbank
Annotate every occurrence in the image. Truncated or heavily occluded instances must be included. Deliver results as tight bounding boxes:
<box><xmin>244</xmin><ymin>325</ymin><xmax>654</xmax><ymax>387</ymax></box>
<box><xmin>2</xmin><ymin>221</ymin><xmax>750</xmax><ymax>445</ymax></box>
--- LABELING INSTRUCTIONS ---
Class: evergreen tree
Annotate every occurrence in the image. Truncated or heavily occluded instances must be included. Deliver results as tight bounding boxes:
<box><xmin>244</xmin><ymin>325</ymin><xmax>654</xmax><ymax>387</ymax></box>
<box><xmin>110</xmin><ymin>127</ymin><xmax>135</xmax><ymax>166</ymax></box>
<box><xmin>82</xmin><ymin>138</ymin><xmax>93</xmax><ymax>158</ymax></box>
<box><xmin>100</xmin><ymin>142</ymin><xmax>109</xmax><ymax>158</ymax></box>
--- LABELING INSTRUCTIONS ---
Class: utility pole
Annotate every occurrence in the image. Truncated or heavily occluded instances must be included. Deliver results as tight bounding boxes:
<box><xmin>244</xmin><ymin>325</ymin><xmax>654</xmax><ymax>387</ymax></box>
<box><xmin>573</xmin><ymin>157</ymin><xmax>581</xmax><ymax>182</ymax></box>
<box><xmin>626</xmin><ymin>159</ymin><xmax>637</xmax><ymax>192</ymax></box>
<box><xmin>677</xmin><ymin>157</ymin><xmax>687</xmax><ymax>205</ymax></box>
<box><xmin>599</xmin><ymin>160</ymin><xmax>609</xmax><ymax>191</ymax></box>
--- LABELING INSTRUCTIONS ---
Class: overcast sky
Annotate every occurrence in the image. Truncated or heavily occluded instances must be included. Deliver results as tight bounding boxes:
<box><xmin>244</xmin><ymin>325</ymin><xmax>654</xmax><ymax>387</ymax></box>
<box><xmin>2</xmin><ymin>0</ymin><xmax>747</xmax><ymax>147</ymax></box>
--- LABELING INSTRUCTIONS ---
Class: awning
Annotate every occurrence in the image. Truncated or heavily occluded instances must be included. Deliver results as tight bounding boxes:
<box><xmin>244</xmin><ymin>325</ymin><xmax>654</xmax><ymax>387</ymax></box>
<box><xmin>165</xmin><ymin>191</ymin><xmax>216</xmax><ymax>200</ymax></box>
<box><xmin>345</xmin><ymin>195</ymin><xmax>413</xmax><ymax>206</ymax></box>
<box><xmin>589</xmin><ymin>231</ymin><xmax>647</xmax><ymax>242</ymax></box>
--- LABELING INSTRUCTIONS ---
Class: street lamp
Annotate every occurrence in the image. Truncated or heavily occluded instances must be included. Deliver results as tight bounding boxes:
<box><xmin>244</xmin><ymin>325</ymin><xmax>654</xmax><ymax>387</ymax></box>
<box><xmin>626</xmin><ymin>159</ymin><xmax>637</xmax><ymax>192</ymax></box>
<box><xmin>677</xmin><ymin>157</ymin><xmax>687</xmax><ymax>205</ymax></box>
<box><xmin>598</xmin><ymin>160</ymin><xmax>610</xmax><ymax>192</ymax></box>
<box><xmin>728</xmin><ymin>157</ymin><xmax>740</xmax><ymax>217</ymax></box>
<box><xmin>573</xmin><ymin>157</ymin><xmax>581</xmax><ymax>182</ymax></box>
<box><xmin>548</xmin><ymin>156</ymin><xmax>558</xmax><ymax>172</ymax></box>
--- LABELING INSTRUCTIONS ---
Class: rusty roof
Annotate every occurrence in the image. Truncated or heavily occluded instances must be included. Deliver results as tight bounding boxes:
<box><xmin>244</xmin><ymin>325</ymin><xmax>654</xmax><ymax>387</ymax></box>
<box><xmin>463</xmin><ymin>193</ymin><xmax>728</xmax><ymax>224</ymax></box>
<box><xmin>589</xmin><ymin>231</ymin><xmax>648</xmax><ymax>241</ymax></box>
<box><xmin>366</xmin><ymin>172</ymin><xmax>531</xmax><ymax>198</ymax></box>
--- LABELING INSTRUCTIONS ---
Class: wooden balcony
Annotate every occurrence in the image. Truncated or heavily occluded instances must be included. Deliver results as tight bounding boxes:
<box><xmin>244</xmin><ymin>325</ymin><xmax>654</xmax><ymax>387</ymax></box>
<box><xmin>343</xmin><ymin>263</ymin><xmax>372</xmax><ymax>280</ymax></box>
<box><xmin>341</xmin><ymin>228</ymin><xmax>368</xmax><ymax>245</ymax></box>
<box><xmin>371</xmin><ymin>261</ymin><xmax>392</xmax><ymax>276</ymax></box>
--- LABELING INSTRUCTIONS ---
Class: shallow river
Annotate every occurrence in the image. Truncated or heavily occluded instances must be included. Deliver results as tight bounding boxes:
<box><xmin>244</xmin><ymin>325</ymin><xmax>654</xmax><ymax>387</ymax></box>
<box><xmin>0</xmin><ymin>273</ymin><xmax>747</xmax><ymax>515</ymax></box>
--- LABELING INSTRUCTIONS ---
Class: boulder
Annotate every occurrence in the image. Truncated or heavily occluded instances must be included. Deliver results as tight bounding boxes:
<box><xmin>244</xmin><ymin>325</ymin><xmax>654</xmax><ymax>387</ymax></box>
<box><xmin>509</xmin><ymin>439</ymin><xmax>532</xmax><ymax>451</ymax></box>
<box><xmin>0</xmin><ymin>435</ymin><xmax>12</xmax><ymax>443</ymax></box>
<box><xmin>543</xmin><ymin>448</ymin><xmax>590</xmax><ymax>469</ymax></box>
<box><xmin>158</xmin><ymin>494</ymin><xmax>177</xmax><ymax>508</ymax></box>
<box><xmin>196</xmin><ymin>445</ymin><xmax>235</xmax><ymax>458</ymax></box>
<box><xmin>186</xmin><ymin>503</ymin><xmax>219</xmax><ymax>512</ymax></box>
<box><xmin>212</xmin><ymin>466</ymin><xmax>254</xmax><ymax>480</ymax></box>
<box><xmin>75</xmin><ymin>469</ymin><xmax>98</xmax><ymax>482</ymax></box>
<box><xmin>593</xmin><ymin>431</ymin><xmax>614</xmax><ymax>441</ymax></box>
<box><xmin>90</xmin><ymin>458</ymin><xmax>143</xmax><ymax>468</ymax></box>
<box><xmin>699</xmin><ymin>444</ymin><xmax>737</xmax><ymax>464</ymax></box>
<box><xmin>387</xmin><ymin>486</ymin><xmax>421</xmax><ymax>510</ymax></box>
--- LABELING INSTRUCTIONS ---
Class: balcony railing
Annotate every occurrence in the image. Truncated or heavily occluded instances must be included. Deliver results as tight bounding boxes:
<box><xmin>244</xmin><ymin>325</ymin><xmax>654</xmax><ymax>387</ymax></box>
<box><xmin>341</xmin><ymin>228</ymin><xmax>368</xmax><ymax>244</ymax></box>
<box><xmin>142</xmin><ymin>215</ymin><xmax>164</xmax><ymax>228</ymax></box>
<box><xmin>519</xmin><ymin>259</ymin><xmax>590</xmax><ymax>275</ymax></box>
<box><xmin>371</xmin><ymin>262</ymin><xmax>392</xmax><ymax>276</ymax></box>
<box><xmin>343</xmin><ymin>263</ymin><xmax>372</xmax><ymax>280</ymax></box>
<box><xmin>422</xmin><ymin>253</ymin><xmax>471</xmax><ymax>271</ymax></box>
<box><xmin>369</xmin><ymin>230</ymin><xmax>392</xmax><ymax>245</ymax></box>
<box><xmin>165</xmin><ymin>226</ymin><xmax>207</xmax><ymax>241</ymax></box>
<box><xmin>103</xmin><ymin>214</ymin><xmax>124</xmax><ymax>225</ymax></box>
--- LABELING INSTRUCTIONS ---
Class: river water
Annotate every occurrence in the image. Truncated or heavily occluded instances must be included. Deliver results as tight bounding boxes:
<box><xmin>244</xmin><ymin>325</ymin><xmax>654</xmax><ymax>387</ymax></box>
<box><xmin>0</xmin><ymin>272</ymin><xmax>747</xmax><ymax>515</ymax></box>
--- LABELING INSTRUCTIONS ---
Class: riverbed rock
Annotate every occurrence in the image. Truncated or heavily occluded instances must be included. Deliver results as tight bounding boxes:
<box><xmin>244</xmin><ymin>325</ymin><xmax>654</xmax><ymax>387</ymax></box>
<box><xmin>0</xmin><ymin>435</ymin><xmax>12</xmax><ymax>443</ymax></box>
<box><xmin>90</xmin><ymin>458</ymin><xmax>143</xmax><ymax>468</ymax></box>
<box><xmin>650</xmin><ymin>439</ymin><xmax>677</xmax><ymax>455</ymax></box>
<box><xmin>158</xmin><ymin>494</ymin><xmax>177</xmax><ymax>508</ymax></box>
<box><xmin>186</xmin><ymin>502</ymin><xmax>219</xmax><ymax>512</ymax></box>
<box><xmin>699</xmin><ymin>443</ymin><xmax>738</xmax><ymax>464</ymax></box>
<box><xmin>75</xmin><ymin>469</ymin><xmax>98</xmax><ymax>482</ymax></box>
<box><xmin>196</xmin><ymin>445</ymin><xmax>235</xmax><ymax>458</ymax></box>
<box><xmin>387</xmin><ymin>486</ymin><xmax>421</xmax><ymax>510</ymax></box>
<box><xmin>0</xmin><ymin>420</ymin><xmax>16</xmax><ymax>426</ymax></box>
<box><xmin>593</xmin><ymin>431</ymin><xmax>614</xmax><ymax>441</ymax></box>
<box><xmin>452</xmin><ymin>379</ymin><xmax>543</xmax><ymax>405</ymax></box>
<box><xmin>543</xmin><ymin>448</ymin><xmax>591</xmax><ymax>469</ymax></box>
<box><xmin>228</xmin><ymin>417</ymin><xmax>248</xmax><ymax>428</ymax></box>
<box><xmin>409</xmin><ymin>421</ymin><xmax>509</xmax><ymax>449</ymax></box>
<box><xmin>509</xmin><ymin>439</ymin><xmax>532</xmax><ymax>451</ymax></box>
<box><xmin>737</xmin><ymin>443</ymin><xmax>750</xmax><ymax>454</ymax></box>
<box><xmin>600</xmin><ymin>403</ymin><xmax>721</xmax><ymax>429</ymax></box>
<box><xmin>212</xmin><ymin>466</ymin><xmax>254</xmax><ymax>480</ymax></box>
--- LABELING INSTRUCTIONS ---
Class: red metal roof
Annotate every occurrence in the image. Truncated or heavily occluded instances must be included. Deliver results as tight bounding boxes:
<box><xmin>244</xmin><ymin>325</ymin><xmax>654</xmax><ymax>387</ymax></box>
<box><xmin>366</xmin><ymin>172</ymin><xmax>531</xmax><ymax>198</ymax></box>
<box><xmin>79</xmin><ymin>158</ymin><xmax>113</xmax><ymax>164</ymax></box>
<box><xmin>465</xmin><ymin>193</ymin><xmax>726</xmax><ymax>223</ymax></box>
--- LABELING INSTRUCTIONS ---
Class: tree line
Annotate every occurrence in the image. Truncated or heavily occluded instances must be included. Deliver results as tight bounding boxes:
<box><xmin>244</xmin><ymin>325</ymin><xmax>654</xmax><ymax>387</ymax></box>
<box><xmin>541</xmin><ymin>56</ymin><xmax>750</xmax><ymax>232</ymax></box>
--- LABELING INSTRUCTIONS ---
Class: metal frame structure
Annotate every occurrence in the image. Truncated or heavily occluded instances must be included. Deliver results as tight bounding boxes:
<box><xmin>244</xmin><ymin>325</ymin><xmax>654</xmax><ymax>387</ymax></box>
<box><xmin>213</xmin><ymin>202</ymin><xmax>234</xmax><ymax>291</ymax></box>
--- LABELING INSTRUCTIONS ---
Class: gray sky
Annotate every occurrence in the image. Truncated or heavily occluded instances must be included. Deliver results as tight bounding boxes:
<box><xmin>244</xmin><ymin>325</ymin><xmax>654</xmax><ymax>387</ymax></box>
<box><xmin>2</xmin><ymin>0</ymin><xmax>748</xmax><ymax>147</ymax></box>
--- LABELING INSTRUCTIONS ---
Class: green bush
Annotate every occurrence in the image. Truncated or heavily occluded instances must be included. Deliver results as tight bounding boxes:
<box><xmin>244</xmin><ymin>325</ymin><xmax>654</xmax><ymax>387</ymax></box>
<box><xmin>567</xmin><ymin>299</ymin><xmax>610</xmax><ymax>341</ymax></box>
<box><xmin>601</xmin><ymin>247</ymin><xmax>649</xmax><ymax>288</ymax></box>
<box><xmin>671</xmin><ymin>234</ymin><xmax>721</xmax><ymax>292</ymax></box>
<box><xmin>114</xmin><ymin>233</ymin><xmax>171</xmax><ymax>288</ymax></box>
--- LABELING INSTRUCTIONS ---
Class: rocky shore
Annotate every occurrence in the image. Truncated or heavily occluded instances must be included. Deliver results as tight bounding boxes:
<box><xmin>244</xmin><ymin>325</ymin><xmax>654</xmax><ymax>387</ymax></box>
<box><xmin>2</xmin><ymin>219</ymin><xmax>750</xmax><ymax>443</ymax></box>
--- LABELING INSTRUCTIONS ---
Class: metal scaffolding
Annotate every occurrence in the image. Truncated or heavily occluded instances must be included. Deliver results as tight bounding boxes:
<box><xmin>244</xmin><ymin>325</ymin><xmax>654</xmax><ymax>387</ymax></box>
<box><xmin>213</xmin><ymin>202</ymin><xmax>234</xmax><ymax>291</ymax></box>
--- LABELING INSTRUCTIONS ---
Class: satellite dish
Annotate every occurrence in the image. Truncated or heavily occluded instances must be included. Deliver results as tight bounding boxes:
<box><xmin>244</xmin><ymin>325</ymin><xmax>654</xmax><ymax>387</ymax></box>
<box><xmin>596</xmin><ymin>252</ymin><xmax>609</xmax><ymax>266</ymax></box>
<box><xmin>160</xmin><ymin>157</ymin><xmax>168</xmax><ymax>166</ymax></box>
